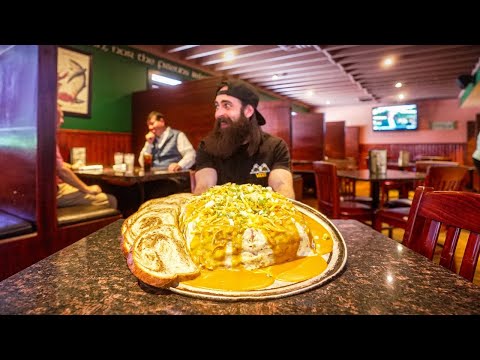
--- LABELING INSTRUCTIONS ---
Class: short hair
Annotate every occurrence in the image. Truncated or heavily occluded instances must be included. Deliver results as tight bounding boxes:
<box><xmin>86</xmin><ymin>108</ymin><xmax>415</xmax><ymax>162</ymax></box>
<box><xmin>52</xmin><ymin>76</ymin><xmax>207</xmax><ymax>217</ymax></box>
<box><xmin>147</xmin><ymin>111</ymin><xmax>165</xmax><ymax>122</ymax></box>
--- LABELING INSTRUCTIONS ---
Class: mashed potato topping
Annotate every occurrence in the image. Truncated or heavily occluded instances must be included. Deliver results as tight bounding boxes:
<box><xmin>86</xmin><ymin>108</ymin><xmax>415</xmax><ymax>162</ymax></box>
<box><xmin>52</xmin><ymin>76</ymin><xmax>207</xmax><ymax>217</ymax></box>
<box><xmin>179</xmin><ymin>183</ymin><xmax>314</xmax><ymax>270</ymax></box>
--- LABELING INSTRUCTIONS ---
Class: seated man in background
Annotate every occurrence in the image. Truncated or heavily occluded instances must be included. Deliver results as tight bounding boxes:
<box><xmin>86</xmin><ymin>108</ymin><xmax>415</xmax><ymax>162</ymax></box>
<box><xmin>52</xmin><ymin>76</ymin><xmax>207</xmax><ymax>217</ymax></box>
<box><xmin>56</xmin><ymin>105</ymin><xmax>117</xmax><ymax>209</ymax></box>
<box><xmin>193</xmin><ymin>79</ymin><xmax>295</xmax><ymax>199</ymax></box>
<box><xmin>138</xmin><ymin>111</ymin><xmax>196</xmax><ymax>171</ymax></box>
<box><xmin>138</xmin><ymin>111</ymin><xmax>196</xmax><ymax>199</ymax></box>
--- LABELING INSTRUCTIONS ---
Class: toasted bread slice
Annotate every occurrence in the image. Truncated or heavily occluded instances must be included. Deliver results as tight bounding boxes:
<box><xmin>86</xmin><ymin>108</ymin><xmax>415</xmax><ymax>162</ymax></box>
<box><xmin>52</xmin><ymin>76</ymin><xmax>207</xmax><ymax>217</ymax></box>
<box><xmin>138</xmin><ymin>193</ymin><xmax>192</xmax><ymax>211</ymax></box>
<box><xmin>160</xmin><ymin>193</ymin><xmax>193</xmax><ymax>205</ymax></box>
<box><xmin>128</xmin><ymin>225</ymin><xmax>200</xmax><ymax>287</ymax></box>
<box><xmin>138</xmin><ymin>202</ymin><xmax>181</xmax><ymax>217</ymax></box>
<box><xmin>121</xmin><ymin>210</ymin><xmax>178</xmax><ymax>257</ymax></box>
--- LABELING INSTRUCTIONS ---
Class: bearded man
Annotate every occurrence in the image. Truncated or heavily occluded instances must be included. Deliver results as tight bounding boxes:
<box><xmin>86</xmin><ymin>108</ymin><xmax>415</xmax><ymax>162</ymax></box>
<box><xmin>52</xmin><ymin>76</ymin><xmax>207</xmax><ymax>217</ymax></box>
<box><xmin>193</xmin><ymin>79</ymin><xmax>295</xmax><ymax>199</ymax></box>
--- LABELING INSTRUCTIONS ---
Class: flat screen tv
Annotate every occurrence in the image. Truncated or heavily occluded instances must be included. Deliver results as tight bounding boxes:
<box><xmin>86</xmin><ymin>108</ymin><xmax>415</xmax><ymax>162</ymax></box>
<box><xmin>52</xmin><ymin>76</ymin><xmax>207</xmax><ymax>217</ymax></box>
<box><xmin>372</xmin><ymin>104</ymin><xmax>418</xmax><ymax>131</ymax></box>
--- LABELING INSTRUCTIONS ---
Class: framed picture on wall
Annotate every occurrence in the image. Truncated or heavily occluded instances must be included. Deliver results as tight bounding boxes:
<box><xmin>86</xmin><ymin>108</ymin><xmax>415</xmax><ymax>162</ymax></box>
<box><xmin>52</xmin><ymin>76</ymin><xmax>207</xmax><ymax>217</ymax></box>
<box><xmin>57</xmin><ymin>46</ymin><xmax>92</xmax><ymax>118</ymax></box>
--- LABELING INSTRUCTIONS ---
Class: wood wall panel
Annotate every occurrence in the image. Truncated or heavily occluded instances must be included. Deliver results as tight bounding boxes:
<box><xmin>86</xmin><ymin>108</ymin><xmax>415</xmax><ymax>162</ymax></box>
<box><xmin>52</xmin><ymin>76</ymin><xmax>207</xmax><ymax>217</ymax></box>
<box><xmin>58</xmin><ymin>129</ymin><xmax>132</xmax><ymax>166</ymax></box>
<box><xmin>359</xmin><ymin>143</ymin><xmax>466</xmax><ymax>169</ymax></box>
<box><xmin>292</xmin><ymin>112</ymin><xmax>325</xmax><ymax>161</ymax></box>
<box><xmin>345</xmin><ymin>126</ymin><xmax>360</xmax><ymax>164</ymax></box>
<box><xmin>257</xmin><ymin>100</ymin><xmax>292</xmax><ymax>150</ymax></box>
<box><xmin>325</xmin><ymin>121</ymin><xmax>345</xmax><ymax>159</ymax></box>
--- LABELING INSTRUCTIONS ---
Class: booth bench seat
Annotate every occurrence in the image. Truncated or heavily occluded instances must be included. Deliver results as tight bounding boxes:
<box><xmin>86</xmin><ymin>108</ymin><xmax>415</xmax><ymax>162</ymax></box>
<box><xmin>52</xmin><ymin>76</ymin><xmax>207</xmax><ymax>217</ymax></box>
<box><xmin>54</xmin><ymin>205</ymin><xmax>122</xmax><ymax>253</ymax></box>
<box><xmin>0</xmin><ymin>211</ymin><xmax>34</xmax><ymax>240</ymax></box>
<box><xmin>57</xmin><ymin>205</ymin><xmax>121</xmax><ymax>227</ymax></box>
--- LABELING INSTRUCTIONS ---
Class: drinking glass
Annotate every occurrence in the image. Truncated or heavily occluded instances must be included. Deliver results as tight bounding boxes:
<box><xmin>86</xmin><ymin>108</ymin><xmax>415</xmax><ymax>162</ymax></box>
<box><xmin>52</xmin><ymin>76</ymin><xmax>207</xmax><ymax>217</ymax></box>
<box><xmin>143</xmin><ymin>153</ymin><xmax>153</xmax><ymax>172</ymax></box>
<box><xmin>124</xmin><ymin>153</ymin><xmax>135</xmax><ymax>172</ymax></box>
<box><xmin>114</xmin><ymin>152</ymin><xmax>124</xmax><ymax>165</ymax></box>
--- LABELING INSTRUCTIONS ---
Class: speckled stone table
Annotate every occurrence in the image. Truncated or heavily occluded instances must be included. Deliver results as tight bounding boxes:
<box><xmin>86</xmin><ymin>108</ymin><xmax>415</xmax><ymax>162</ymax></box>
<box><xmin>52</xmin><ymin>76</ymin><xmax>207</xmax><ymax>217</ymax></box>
<box><xmin>1</xmin><ymin>219</ymin><xmax>479</xmax><ymax>314</ymax></box>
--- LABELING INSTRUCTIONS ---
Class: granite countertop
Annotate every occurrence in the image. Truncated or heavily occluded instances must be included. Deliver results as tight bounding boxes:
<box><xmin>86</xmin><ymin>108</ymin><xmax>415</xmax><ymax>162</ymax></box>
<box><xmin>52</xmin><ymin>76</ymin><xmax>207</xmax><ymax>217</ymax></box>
<box><xmin>1</xmin><ymin>219</ymin><xmax>480</xmax><ymax>315</ymax></box>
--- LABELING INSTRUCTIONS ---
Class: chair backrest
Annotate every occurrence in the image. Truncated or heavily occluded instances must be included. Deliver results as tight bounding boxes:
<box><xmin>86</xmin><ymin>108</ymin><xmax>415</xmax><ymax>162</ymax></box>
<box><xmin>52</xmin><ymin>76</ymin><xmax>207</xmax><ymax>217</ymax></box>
<box><xmin>339</xmin><ymin>177</ymin><xmax>356</xmax><ymax>201</ymax></box>
<box><xmin>415</xmin><ymin>155</ymin><xmax>452</xmax><ymax>161</ymax></box>
<box><xmin>312</xmin><ymin>161</ymin><xmax>340</xmax><ymax>218</ymax></box>
<box><xmin>424</xmin><ymin>165</ymin><xmax>468</xmax><ymax>191</ymax></box>
<box><xmin>415</xmin><ymin>160</ymin><xmax>458</xmax><ymax>173</ymax></box>
<box><xmin>403</xmin><ymin>186</ymin><xmax>480</xmax><ymax>282</ymax></box>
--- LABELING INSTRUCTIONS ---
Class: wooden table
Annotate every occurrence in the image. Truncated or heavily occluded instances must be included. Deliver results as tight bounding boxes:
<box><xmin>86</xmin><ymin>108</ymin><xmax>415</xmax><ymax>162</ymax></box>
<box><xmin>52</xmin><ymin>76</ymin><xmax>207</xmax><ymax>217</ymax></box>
<box><xmin>1</xmin><ymin>219</ymin><xmax>479</xmax><ymax>314</ymax></box>
<box><xmin>387</xmin><ymin>161</ymin><xmax>416</xmax><ymax>171</ymax></box>
<box><xmin>337</xmin><ymin>169</ymin><xmax>425</xmax><ymax>209</ymax></box>
<box><xmin>75</xmin><ymin>167</ymin><xmax>191</xmax><ymax>216</ymax></box>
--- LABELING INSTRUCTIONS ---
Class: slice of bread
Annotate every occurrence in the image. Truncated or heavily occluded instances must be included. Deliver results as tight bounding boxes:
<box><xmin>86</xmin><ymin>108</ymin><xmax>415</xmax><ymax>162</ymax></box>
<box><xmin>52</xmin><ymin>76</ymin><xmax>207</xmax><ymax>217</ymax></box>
<box><xmin>122</xmin><ymin>210</ymin><xmax>178</xmax><ymax>257</ymax></box>
<box><xmin>128</xmin><ymin>225</ymin><xmax>200</xmax><ymax>287</ymax></box>
<box><xmin>138</xmin><ymin>193</ymin><xmax>192</xmax><ymax>211</ymax></box>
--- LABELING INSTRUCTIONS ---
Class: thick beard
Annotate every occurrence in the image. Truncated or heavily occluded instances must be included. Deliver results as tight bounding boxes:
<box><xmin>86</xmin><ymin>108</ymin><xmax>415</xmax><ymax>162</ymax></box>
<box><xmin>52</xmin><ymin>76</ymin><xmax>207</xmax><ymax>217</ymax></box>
<box><xmin>203</xmin><ymin>113</ymin><xmax>252</xmax><ymax>159</ymax></box>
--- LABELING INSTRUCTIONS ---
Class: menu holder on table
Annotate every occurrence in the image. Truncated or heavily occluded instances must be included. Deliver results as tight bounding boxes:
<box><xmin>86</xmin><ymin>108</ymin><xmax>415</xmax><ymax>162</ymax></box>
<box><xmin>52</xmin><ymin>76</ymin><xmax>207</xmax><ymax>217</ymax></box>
<box><xmin>70</xmin><ymin>147</ymin><xmax>86</xmax><ymax>167</ymax></box>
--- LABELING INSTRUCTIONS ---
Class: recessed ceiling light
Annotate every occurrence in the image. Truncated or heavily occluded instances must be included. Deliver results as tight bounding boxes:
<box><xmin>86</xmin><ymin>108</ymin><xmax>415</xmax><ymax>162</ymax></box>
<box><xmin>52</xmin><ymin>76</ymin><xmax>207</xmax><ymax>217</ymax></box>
<box><xmin>395</xmin><ymin>82</ymin><xmax>403</xmax><ymax>88</ymax></box>
<box><xmin>326</xmin><ymin>100</ymin><xmax>331</xmax><ymax>105</ymax></box>
<box><xmin>223</xmin><ymin>51</ymin><xmax>234</xmax><ymax>61</ymax></box>
<box><xmin>306</xmin><ymin>90</ymin><xmax>314</xmax><ymax>97</ymax></box>
<box><xmin>382</xmin><ymin>57</ymin><xmax>394</xmax><ymax>67</ymax></box>
<box><xmin>398</xmin><ymin>93</ymin><xmax>405</xmax><ymax>100</ymax></box>
<box><xmin>291</xmin><ymin>111</ymin><xmax>297</xmax><ymax>116</ymax></box>
<box><xmin>272</xmin><ymin>74</ymin><xmax>279</xmax><ymax>80</ymax></box>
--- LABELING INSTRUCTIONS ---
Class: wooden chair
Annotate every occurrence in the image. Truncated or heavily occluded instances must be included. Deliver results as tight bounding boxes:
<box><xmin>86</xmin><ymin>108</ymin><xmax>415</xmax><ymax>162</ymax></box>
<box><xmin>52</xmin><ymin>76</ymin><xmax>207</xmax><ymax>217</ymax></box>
<box><xmin>384</xmin><ymin>161</ymin><xmax>461</xmax><ymax>209</ymax></box>
<box><xmin>374</xmin><ymin>166</ymin><xmax>469</xmax><ymax>236</ymax></box>
<box><xmin>325</xmin><ymin>159</ymin><xmax>372</xmax><ymax>206</ymax></box>
<box><xmin>312</xmin><ymin>161</ymin><xmax>374</xmax><ymax>225</ymax></box>
<box><xmin>415</xmin><ymin>160</ymin><xmax>459</xmax><ymax>173</ymax></box>
<box><xmin>415</xmin><ymin>155</ymin><xmax>452</xmax><ymax>162</ymax></box>
<box><xmin>402</xmin><ymin>186</ymin><xmax>480</xmax><ymax>282</ymax></box>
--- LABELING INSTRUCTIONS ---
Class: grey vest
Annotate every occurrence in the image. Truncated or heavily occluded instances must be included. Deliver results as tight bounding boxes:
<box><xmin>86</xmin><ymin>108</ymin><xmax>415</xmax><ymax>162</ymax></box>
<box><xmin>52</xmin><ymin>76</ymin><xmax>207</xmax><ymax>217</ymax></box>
<box><xmin>152</xmin><ymin>129</ymin><xmax>182</xmax><ymax>168</ymax></box>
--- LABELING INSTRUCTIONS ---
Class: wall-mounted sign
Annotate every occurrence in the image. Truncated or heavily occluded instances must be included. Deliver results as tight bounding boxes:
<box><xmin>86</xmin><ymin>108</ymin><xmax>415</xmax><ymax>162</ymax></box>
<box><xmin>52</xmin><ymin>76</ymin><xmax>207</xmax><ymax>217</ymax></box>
<box><xmin>91</xmin><ymin>45</ymin><xmax>209</xmax><ymax>81</ymax></box>
<box><xmin>430</xmin><ymin>121</ymin><xmax>457</xmax><ymax>130</ymax></box>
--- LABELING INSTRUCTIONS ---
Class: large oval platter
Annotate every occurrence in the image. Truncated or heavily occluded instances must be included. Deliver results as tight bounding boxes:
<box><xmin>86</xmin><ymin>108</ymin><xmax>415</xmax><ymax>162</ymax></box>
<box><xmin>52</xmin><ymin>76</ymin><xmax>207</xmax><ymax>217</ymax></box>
<box><xmin>168</xmin><ymin>200</ymin><xmax>347</xmax><ymax>301</ymax></box>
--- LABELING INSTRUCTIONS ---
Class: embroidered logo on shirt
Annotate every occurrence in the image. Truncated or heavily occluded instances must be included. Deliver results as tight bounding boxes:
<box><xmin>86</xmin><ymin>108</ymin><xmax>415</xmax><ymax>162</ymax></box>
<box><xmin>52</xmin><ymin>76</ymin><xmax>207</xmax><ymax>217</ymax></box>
<box><xmin>250</xmin><ymin>163</ymin><xmax>270</xmax><ymax>178</ymax></box>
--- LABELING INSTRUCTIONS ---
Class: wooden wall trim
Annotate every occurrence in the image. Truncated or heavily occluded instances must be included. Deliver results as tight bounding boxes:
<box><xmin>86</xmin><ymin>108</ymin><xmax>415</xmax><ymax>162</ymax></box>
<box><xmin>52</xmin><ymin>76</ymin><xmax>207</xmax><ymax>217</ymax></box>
<box><xmin>58</xmin><ymin>129</ymin><xmax>132</xmax><ymax>167</ymax></box>
<box><xmin>37</xmin><ymin>45</ymin><xmax>58</xmax><ymax>250</ymax></box>
<box><xmin>359</xmin><ymin>143</ymin><xmax>466</xmax><ymax>169</ymax></box>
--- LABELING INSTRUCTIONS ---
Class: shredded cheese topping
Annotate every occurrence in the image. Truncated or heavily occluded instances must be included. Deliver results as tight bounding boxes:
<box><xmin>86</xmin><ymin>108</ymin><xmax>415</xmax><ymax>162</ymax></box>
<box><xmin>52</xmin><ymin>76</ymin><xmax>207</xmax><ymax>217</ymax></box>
<box><xmin>180</xmin><ymin>183</ymin><xmax>313</xmax><ymax>270</ymax></box>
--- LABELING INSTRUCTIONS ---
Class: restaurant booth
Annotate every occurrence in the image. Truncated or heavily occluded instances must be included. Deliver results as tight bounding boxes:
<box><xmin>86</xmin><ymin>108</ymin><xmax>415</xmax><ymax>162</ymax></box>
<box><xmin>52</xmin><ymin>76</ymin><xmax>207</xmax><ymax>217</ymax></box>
<box><xmin>0</xmin><ymin>45</ymin><xmax>121</xmax><ymax>281</ymax></box>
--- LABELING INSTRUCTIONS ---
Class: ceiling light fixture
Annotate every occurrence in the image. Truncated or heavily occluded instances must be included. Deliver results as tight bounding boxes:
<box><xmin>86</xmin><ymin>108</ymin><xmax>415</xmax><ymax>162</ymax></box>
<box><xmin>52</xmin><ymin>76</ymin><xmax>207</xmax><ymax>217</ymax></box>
<box><xmin>151</xmin><ymin>73</ymin><xmax>182</xmax><ymax>86</ymax></box>
<box><xmin>395</xmin><ymin>82</ymin><xmax>403</xmax><ymax>88</ymax></box>
<box><xmin>223</xmin><ymin>51</ymin><xmax>235</xmax><ymax>62</ymax></box>
<box><xmin>383</xmin><ymin>57</ymin><xmax>394</xmax><ymax>67</ymax></box>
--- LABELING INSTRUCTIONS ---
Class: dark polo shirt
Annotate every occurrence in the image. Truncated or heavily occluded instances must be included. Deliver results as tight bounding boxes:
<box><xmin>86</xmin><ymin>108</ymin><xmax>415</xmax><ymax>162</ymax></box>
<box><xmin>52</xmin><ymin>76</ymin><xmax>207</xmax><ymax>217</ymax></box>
<box><xmin>195</xmin><ymin>132</ymin><xmax>291</xmax><ymax>187</ymax></box>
